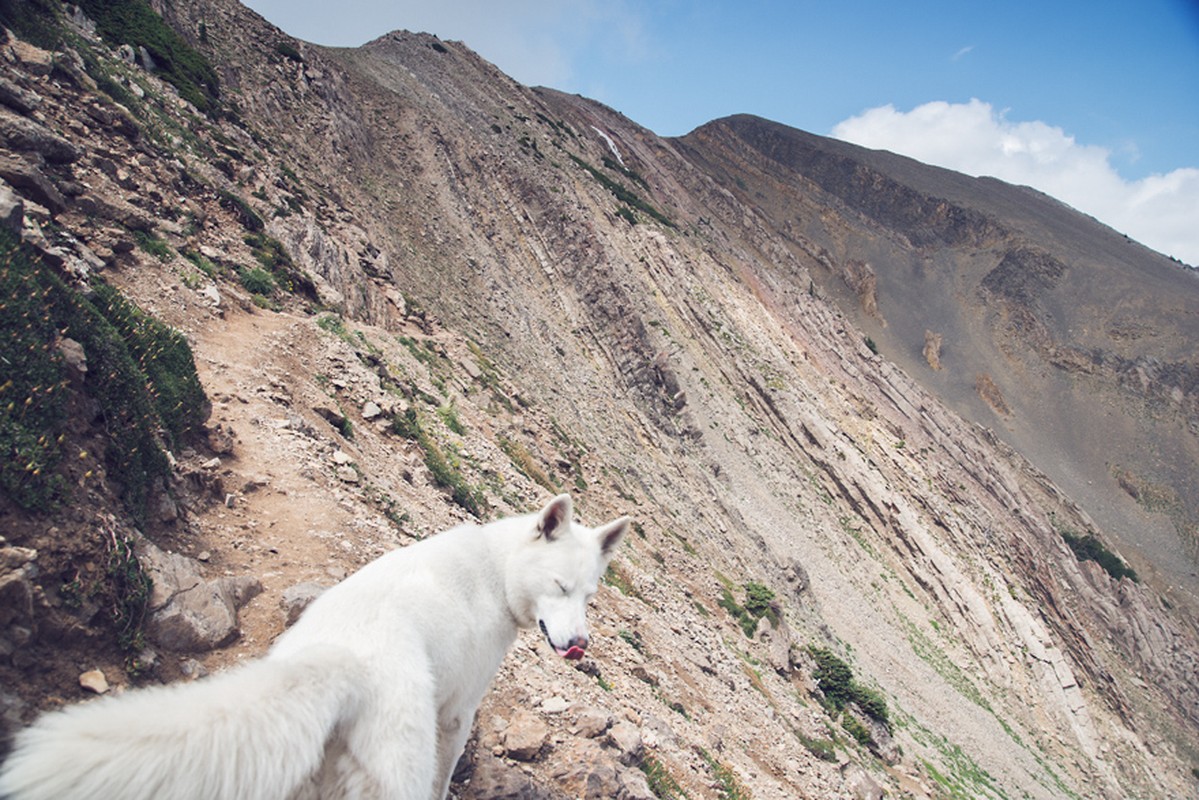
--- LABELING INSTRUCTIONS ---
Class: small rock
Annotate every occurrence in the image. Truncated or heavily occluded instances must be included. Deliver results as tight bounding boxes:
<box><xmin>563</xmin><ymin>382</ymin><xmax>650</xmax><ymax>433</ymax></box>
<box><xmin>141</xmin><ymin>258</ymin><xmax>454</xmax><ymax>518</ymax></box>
<box><xmin>206</xmin><ymin>425</ymin><xmax>235</xmax><ymax>455</ymax></box>
<box><xmin>574</xmin><ymin>707</ymin><xmax>613</xmax><ymax>738</ymax></box>
<box><xmin>362</xmin><ymin>400</ymin><xmax>382</xmax><ymax>420</ymax></box>
<box><xmin>79</xmin><ymin>669</ymin><xmax>108</xmax><ymax>694</ymax></box>
<box><xmin>540</xmin><ymin>696</ymin><xmax>570</xmax><ymax>714</ymax></box>
<box><xmin>179</xmin><ymin>658</ymin><xmax>207</xmax><ymax>680</ymax></box>
<box><xmin>503</xmin><ymin>711</ymin><xmax>549</xmax><ymax>761</ymax></box>
<box><xmin>336</xmin><ymin>466</ymin><xmax>359</xmax><ymax>484</ymax></box>
<box><xmin>605</xmin><ymin>720</ymin><xmax>643</xmax><ymax>766</ymax></box>
<box><xmin>331</xmin><ymin>450</ymin><xmax>352</xmax><ymax>465</ymax></box>
<box><xmin>281</xmin><ymin>581</ymin><xmax>326</xmax><ymax>626</ymax></box>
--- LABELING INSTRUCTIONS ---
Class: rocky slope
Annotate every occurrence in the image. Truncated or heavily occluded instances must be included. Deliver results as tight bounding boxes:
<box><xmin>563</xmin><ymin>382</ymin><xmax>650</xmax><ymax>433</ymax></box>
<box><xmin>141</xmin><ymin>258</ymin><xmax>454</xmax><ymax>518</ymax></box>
<box><xmin>1</xmin><ymin>2</ymin><xmax>1197</xmax><ymax>798</ymax></box>
<box><xmin>676</xmin><ymin>116</ymin><xmax>1199</xmax><ymax>609</ymax></box>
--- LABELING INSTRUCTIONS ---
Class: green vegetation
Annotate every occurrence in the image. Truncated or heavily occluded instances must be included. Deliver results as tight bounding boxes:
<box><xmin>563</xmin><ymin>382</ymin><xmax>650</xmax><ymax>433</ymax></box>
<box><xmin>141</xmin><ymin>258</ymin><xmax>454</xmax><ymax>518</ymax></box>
<box><xmin>0</xmin><ymin>0</ymin><xmax>65</xmax><ymax>49</ymax></box>
<box><xmin>238</xmin><ymin>265</ymin><xmax>276</xmax><ymax>296</ymax></box>
<box><xmin>698</xmin><ymin>749</ymin><xmax>751</xmax><ymax>800</ymax></box>
<box><xmin>0</xmin><ymin>228</ymin><xmax>207</xmax><ymax>523</ymax></box>
<box><xmin>604</xmin><ymin>562</ymin><xmax>649</xmax><ymax>605</ymax></box>
<box><xmin>569</xmin><ymin>154</ymin><xmax>674</xmax><ymax>228</ymax></box>
<box><xmin>796</xmin><ymin>731</ymin><xmax>838</xmax><ymax>762</ymax></box>
<box><xmin>1060</xmin><ymin>529</ymin><xmax>1138</xmax><ymax>583</ymax></box>
<box><xmin>808</xmin><ymin>646</ymin><xmax>890</xmax><ymax>730</ymax></box>
<box><xmin>75</xmin><ymin>0</ymin><xmax>221</xmax><ymax>115</ymax></box>
<box><xmin>89</xmin><ymin>281</ymin><xmax>209</xmax><ymax>448</ymax></box>
<box><xmin>618</xmin><ymin>628</ymin><xmax>646</xmax><ymax>654</ymax></box>
<box><xmin>133</xmin><ymin>230</ymin><xmax>172</xmax><ymax>262</ymax></box>
<box><xmin>274</xmin><ymin>41</ymin><xmax>303</xmax><ymax>63</ymax></box>
<box><xmin>717</xmin><ymin>574</ymin><xmax>779</xmax><ymax>637</ymax></box>
<box><xmin>389</xmin><ymin>408</ymin><xmax>486</xmax><ymax>517</ymax></box>
<box><xmin>218</xmin><ymin>189</ymin><xmax>264</xmax><ymax>232</ymax></box>
<box><xmin>106</xmin><ymin>528</ymin><xmax>151</xmax><ymax>653</ymax></box>
<box><xmin>639</xmin><ymin>755</ymin><xmax>687</xmax><ymax>800</ymax></box>
<box><xmin>498</xmin><ymin>435</ymin><xmax>558</xmax><ymax>492</ymax></box>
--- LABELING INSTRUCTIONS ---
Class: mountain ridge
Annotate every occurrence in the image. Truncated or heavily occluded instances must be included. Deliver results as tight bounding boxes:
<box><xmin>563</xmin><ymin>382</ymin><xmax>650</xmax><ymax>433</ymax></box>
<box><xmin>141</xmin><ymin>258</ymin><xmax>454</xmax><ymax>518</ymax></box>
<box><xmin>0</xmin><ymin>1</ymin><xmax>1196</xmax><ymax>797</ymax></box>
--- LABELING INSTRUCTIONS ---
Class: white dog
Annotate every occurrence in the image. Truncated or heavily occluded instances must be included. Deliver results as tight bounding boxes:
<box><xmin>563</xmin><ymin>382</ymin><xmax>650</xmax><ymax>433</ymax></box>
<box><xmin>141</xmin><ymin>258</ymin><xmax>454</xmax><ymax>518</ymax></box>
<box><xmin>0</xmin><ymin>494</ymin><xmax>627</xmax><ymax>800</ymax></box>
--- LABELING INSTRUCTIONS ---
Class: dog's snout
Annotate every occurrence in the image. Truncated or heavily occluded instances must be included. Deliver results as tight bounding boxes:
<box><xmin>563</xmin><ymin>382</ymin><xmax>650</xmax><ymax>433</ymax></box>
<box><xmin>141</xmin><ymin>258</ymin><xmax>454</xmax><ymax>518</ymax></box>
<box><xmin>569</xmin><ymin>634</ymin><xmax>589</xmax><ymax>651</ymax></box>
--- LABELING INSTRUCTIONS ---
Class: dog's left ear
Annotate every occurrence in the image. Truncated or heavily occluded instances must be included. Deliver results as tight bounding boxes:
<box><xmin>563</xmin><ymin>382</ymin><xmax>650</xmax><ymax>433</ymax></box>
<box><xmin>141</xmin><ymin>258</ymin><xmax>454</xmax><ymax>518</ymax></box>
<box><xmin>537</xmin><ymin>494</ymin><xmax>574</xmax><ymax>541</ymax></box>
<box><xmin>594</xmin><ymin>516</ymin><xmax>630</xmax><ymax>559</ymax></box>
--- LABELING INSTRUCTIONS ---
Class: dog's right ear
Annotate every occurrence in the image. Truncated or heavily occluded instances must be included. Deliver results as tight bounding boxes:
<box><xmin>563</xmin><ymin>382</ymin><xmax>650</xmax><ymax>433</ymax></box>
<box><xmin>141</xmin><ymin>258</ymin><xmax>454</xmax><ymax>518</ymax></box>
<box><xmin>536</xmin><ymin>494</ymin><xmax>573</xmax><ymax>541</ymax></box>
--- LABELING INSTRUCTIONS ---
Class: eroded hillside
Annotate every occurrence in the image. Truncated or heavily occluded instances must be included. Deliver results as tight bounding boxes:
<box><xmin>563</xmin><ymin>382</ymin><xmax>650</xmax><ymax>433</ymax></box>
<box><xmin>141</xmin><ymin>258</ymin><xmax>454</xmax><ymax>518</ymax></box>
<box><xmin>1</xmin><ymin>2</ymin><xmax>1197</xmax><ymax>798</ymax></box>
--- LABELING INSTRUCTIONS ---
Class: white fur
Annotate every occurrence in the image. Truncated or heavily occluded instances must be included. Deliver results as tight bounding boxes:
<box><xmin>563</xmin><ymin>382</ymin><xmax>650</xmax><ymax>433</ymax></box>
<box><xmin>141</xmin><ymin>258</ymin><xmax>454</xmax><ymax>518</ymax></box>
<box><xmin>0</xmin><ymin>494</ymin><xmax>627</xmax><ymax>800</ymax></box>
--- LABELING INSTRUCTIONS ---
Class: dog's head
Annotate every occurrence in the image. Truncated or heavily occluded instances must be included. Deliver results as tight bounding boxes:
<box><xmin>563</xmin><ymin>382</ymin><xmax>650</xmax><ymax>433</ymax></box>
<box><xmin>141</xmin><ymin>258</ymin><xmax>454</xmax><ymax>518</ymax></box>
<box><xmin>510</xmin><ymin>494</ymin><xmax>627</xmax><ymax>660</ymax></box>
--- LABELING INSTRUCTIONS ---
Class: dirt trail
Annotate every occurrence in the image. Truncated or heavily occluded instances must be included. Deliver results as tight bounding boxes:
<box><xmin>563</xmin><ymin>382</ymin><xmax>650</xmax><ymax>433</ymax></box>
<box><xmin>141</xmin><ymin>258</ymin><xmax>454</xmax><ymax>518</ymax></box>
<box><xmin>185</xmin><ymin>304</ymin><xmax>361</xmax><ymax>671</ymax></box>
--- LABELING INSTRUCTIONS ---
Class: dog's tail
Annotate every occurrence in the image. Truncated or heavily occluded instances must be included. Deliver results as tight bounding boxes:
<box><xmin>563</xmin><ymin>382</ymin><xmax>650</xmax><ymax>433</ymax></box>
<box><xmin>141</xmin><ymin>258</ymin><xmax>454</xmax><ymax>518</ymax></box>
<box><xmin>0</xmin><ymin>645</ymin><xmax>365</xmax><ymax>800</ymax></box>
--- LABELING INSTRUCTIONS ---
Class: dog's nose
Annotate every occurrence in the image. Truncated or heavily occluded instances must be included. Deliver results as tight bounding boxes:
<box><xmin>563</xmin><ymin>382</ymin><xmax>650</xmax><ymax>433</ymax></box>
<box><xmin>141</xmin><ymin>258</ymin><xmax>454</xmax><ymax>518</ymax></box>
<box><xmin>570</xmin><ymin>634</ymin><xmax>589</xmax><ymax>651</ymax></box>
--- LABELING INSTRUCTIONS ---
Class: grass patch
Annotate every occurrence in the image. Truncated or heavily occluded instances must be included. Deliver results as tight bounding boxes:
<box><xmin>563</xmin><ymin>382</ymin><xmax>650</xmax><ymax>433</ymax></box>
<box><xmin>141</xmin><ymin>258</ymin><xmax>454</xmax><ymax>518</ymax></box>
<box><xmin>1058</xmin><ymin>525</ymin><xmax>1138</xmax><ymax>582</ymax></box>
<box><xmin>389</xmin><ymin>408</ymin><xmax>486</xmax><ymax>517</ymax></box>
<box><xmin>0</xmin><ymin>229</ymin><xmax>207</xmax><ymax>523</ymax></box>
<box><xmin>639</xmin><ymin>755</ymin><xmax>687</xmax><ymax>800</ymax></box>
<box><xmin>498</xmin><ymin>435</ymin><xmax>558</xmax><ymax>492</ymax></box>
<box><xmin>604</xmin><ymin>562</ymin><xmax>649</xmax><ymax>604</ymax></box>
<box><xmin>133</xmin><ymin>230</ymin><xmax>172</xmax><ymax>262</ymax></box>
<box><xmin>76</xmin><ymin>0</ymin><xmax>221</xmax><ymax>115</ymax></box>
<box><xmin>105</xmin><ymin>528</ymin><xmax>151</xmax><ymax>653</ymax></box>
<box><xmin>797</xmin><ymin>731</ymin><xmax>838</xmax><ymax>762</ymax></box>
<box><xmin>569</xmin><ymin>154</ymin><xmax>674</xmax><ymax>228</ymax></box>
<box><xmin>238</xmin><ymin>265</ymin><xmax>276</xmax><ymax>296</ymax></box>
<box><xmin>698</xmin><ymin>749</ymin><xmax>751</xmax><ymax>800</ymax></box>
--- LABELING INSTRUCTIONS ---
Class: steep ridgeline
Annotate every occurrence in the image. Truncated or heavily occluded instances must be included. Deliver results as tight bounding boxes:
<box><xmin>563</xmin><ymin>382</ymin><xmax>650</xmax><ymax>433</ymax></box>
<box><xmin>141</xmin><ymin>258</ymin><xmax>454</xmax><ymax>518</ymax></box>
<box><xmin>0</xmin><ymin>0</ymin><xmax>1195</xmax><ymax>797</ymax></box>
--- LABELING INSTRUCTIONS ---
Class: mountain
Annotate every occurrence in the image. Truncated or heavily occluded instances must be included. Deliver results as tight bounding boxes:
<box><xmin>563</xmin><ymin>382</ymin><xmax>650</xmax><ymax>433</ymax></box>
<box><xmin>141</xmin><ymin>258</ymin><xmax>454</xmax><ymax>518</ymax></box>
<box><xmin>676</xmin><ymin>115</ymin><xmax>1199</xmax><ymax>606</ymax></box>
<box><xmin>0</xmin><ymin>1</ymin><xmax>1197</xmax><ymax>797</ymax></box>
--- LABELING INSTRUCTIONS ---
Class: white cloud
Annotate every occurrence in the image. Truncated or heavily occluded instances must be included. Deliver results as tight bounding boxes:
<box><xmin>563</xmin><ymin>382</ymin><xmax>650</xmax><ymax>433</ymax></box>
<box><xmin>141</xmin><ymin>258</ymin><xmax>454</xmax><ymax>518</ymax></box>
<box><xmin>832</xmin><ymin>99</ymin><xmax>1199</xmax><ymax>265</ymax></box>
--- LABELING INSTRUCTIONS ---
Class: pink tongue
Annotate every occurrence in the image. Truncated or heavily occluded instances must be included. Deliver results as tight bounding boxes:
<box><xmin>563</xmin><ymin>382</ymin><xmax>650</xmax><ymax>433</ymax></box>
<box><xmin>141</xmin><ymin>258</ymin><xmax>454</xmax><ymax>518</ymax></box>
<box><xmin>563</xmin><ymin>646</ymin><xmax>585</xmax><ymax>660</ymax></box>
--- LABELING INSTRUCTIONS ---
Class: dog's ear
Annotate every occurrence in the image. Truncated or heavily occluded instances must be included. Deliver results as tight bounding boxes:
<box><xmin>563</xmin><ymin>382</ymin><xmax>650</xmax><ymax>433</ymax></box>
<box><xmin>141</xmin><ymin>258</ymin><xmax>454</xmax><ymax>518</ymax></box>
<box><xmin>594</xmin><ymin>516</ymin><xmax>630</xmax><ymax>559</ymax></box>
<box><xmin>537</xmin><ymin>494</ymin><xmax>573</xmax><ymax>541</ymax></box>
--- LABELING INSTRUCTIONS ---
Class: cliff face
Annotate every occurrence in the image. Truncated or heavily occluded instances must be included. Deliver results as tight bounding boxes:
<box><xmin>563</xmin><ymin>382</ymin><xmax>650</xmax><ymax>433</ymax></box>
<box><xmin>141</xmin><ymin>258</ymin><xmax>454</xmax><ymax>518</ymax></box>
<box><xmin>2</xmin><ymin>1</ymin><xmax>1198</xmax><ymax>798</ymax></box>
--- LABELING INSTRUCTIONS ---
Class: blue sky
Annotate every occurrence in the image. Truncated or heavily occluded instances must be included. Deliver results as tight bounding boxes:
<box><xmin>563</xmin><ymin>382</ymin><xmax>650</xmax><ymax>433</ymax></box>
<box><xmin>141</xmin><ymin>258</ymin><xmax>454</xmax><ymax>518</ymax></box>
<box><xmin>241</xmin><ymin>0</ymin><xmax>1199</xmax><ymax>264</ymax></box>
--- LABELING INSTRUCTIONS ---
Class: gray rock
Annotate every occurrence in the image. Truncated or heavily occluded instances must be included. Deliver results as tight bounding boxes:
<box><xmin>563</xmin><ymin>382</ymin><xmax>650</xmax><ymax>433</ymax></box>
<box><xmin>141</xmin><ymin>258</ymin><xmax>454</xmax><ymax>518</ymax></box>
<box><xmin>0</xmin><ymin>153</ymin><xmax>66</xmax><ymax>214</ymax></box>
<box><xmin>503</xmin><ymin>710</ymin><xmax>549</xmax><ymax>761</ymax></box>
<box><xmin>281</xmin><ymin>581</ymin><xmax>326</xmax><ymax>626</ymax></box>
<box><xmin>0</xmin><ymin>182</ymin><xmax>23</xmax><ymax>232</ymax></box>
<box><xmin>460</xmin><ymin>755</ymin><xmax>565</xmax><ymax>800</ymax></box>
<box><xmin>605</xmin><ymin>720</ymin><xmax>643</xmax><ymax>766</ymax></box>
<box><xmin>574</xmin><ymin>706</ymin><xmax>613</xmax><ymax>738</ymax></box>
<box><xmin>0</xmin><ymin>107</ymin><xmax>82</xmax><ymax>163</ymax></box>
<box><xmin>137</xmin><ymin>538</ymin><xmax>262</xmax><ymax>652</ymax></box>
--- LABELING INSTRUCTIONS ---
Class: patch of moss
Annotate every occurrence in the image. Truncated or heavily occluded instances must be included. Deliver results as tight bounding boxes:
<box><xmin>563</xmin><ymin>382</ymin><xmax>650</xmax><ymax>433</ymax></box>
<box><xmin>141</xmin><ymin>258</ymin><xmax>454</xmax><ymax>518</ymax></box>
<box><xmin>0</xmin><ymin>0</ymin><xmax>65</xmax><ymax>49</ymax></box>
<box><xmin>75</xmin><ymin>0</ymin><xmax>221</xmax><ymax>115</ymax></box>
<box><xmin>0</xmin><ymin>229</ymin><xmax>207</xmax><ymax>524</ymax></box>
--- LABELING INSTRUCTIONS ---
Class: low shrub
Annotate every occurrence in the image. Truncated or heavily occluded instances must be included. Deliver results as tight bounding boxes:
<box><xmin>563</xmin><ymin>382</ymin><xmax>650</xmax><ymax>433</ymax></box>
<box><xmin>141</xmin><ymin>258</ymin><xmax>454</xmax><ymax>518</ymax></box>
<box><xmin>1061</xmin><ymin>530</ymin><xmax>1138</xmax><ymax>582</ymax></box>
<box><xmin>808</xmin><ymin>645</ymin><xmax>890</xmax><ymax>730</ymax></box>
